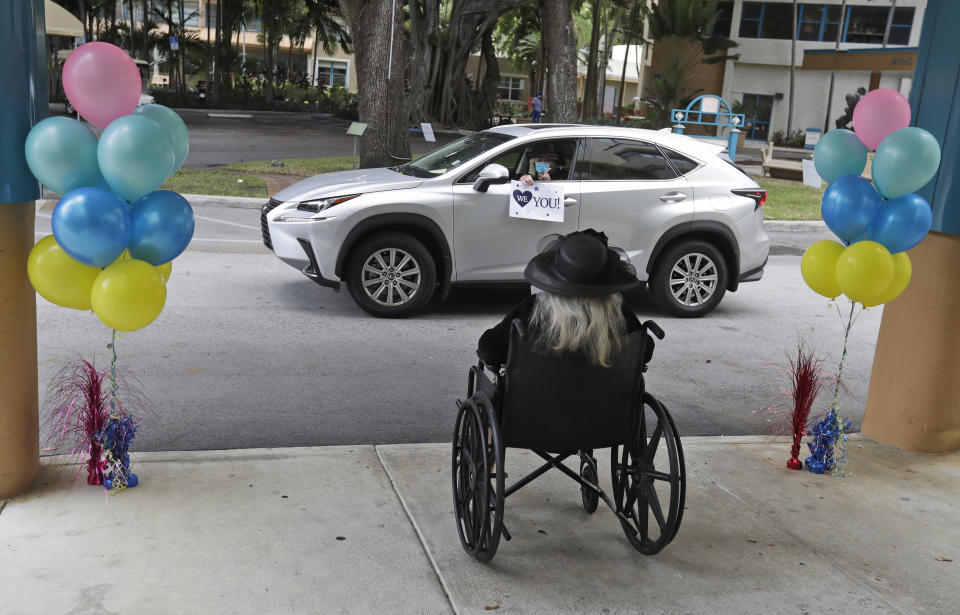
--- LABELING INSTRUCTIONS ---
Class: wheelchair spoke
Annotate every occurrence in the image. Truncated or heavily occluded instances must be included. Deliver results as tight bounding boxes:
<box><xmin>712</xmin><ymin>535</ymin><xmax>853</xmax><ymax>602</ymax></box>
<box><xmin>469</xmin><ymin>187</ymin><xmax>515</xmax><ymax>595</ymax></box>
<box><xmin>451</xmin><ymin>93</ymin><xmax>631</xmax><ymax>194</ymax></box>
<box><xmin>643</xmin><ymin>421</ymin><xmax>664</xmax><ymax>464</ymax></box>
<box><xmin>644</xmin><ymin>484</ymin><xmax>667</xmax><ymax>531</ymax></box>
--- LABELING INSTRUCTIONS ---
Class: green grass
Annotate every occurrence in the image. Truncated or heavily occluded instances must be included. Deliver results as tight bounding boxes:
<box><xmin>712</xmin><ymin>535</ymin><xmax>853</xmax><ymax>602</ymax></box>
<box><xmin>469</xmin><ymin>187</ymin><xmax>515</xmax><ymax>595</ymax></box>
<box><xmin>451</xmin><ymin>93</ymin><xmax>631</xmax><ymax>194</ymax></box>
<box><xmin>755</xmin><ymin>175</ymin><xmax>825</xmax><ymax>221</ymax></box>
<box><xmin>221</xmin><ymin>157</ymin><xmax>355</xmax><ymax>177</ymax></box>
<box><xmin>161</xmin><ymin>168</ymin><xmax>269</xmax><ymax>198</ymax></box>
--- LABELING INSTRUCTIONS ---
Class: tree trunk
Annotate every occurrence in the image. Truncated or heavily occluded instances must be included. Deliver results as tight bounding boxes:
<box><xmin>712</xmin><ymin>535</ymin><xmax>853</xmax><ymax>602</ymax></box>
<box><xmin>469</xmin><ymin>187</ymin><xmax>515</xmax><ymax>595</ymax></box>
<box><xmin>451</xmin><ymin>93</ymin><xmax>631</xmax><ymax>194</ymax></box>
<box><xmin>339</xmin><ymin>0</ymin><xmax>410</xmax><ymax>167</ymax></box>
<box><xmin>787</xmin><ymin>0</ymin><xmax>797</xmax><ymax>135</ymax></box>
<box><xmin>580</xmin><ymin>0</ymin><xmax>602</xmax><ymax>119</ymax></box>
<box><xmin>616</xmin><ymin>33</ymin><xmax>632</xmax><ymax>125</ymax></box>
<box><xmin>541</xmin><ymin>0</ymin><xmax>578</xmax><ymax>123</ymax></box>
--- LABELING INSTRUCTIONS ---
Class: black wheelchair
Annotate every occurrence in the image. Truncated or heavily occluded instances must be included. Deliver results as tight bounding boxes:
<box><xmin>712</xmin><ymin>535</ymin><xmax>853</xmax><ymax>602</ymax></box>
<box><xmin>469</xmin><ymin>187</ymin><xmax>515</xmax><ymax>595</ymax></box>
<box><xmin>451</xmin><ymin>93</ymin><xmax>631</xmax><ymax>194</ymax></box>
<box><xmin>452</xmin><ymin>315</ymin><xmax>685</xmax><ymax>562</ymax></box>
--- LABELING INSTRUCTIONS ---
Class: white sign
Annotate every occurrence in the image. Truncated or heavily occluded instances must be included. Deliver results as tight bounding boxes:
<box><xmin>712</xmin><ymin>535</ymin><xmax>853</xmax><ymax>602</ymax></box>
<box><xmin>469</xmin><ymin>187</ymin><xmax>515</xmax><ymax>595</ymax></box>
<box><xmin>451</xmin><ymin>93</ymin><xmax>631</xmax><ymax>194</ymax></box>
<box><xmin>420</xmin><ymin>122</ymin><xmax>436</xmax><ymax>142</ymax></box>
<box><xmin>701</xmin><ymin>97</ymin><xmax>719</xmax><ymax>113</ymax></box>
<box><xmin>508</xmin><ymin>181</ymin><xmax>564</xmax><ymax>222</ymax></box>
<box><xmin>804</xmin><ymin>129</ymin><xmax>822</xmax><ymax>147</ymax></box>
<box><xmin>346</xmin><ymin>122</ymin><xmax>368</xmax><ymax>136</ymax></box>
<box><xmin>802</xmin><ymin>159</ymin><xmax>823</xmax><ymax>189</ymax></box>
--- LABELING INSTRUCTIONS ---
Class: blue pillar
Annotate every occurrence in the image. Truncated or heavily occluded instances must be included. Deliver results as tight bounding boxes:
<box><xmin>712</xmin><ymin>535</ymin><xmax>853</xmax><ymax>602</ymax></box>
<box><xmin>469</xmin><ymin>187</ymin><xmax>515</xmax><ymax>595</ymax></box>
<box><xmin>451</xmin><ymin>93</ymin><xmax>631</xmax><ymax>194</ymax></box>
<box><xmin>0</xmin><ymin>0</ymin><xmax>47</xmax><ymax>203</ymax></box>
<box><xmin>909</xmin><ymin>0</ymin><xmax>960</xmax><ymax>235</ymax></box>
<box><xmin>0</xmin><ymin>0</ymin><xmax>46</xmax><ymax>497</ymax></box>
<box><xmin>727</xmin><ymin>128</ymin><xmax>740</xmax><ymax>163</ymax></box>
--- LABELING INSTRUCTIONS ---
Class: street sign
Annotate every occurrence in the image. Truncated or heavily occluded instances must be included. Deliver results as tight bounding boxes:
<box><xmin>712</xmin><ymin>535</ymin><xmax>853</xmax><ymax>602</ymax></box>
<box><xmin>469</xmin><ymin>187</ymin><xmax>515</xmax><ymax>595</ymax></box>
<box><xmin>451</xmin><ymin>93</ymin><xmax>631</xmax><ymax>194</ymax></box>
<box><xmin>674</xmin><ymin>111</ymin><xmax>684</xmax><ymax>121</ymax></box>
<box><xmin>346</xmin><ymin>122</ymin><xmax>368</xmax><ymax>136</ymax></box>
<box><xmin>169</xmin><ymin>36</ymin><xmax>179</xmax><ymax>51</ymax></box>
<box><xmin>420</xmin><ymin>122</ymin><xmax>436</xmax><ymax>143</ymax></box>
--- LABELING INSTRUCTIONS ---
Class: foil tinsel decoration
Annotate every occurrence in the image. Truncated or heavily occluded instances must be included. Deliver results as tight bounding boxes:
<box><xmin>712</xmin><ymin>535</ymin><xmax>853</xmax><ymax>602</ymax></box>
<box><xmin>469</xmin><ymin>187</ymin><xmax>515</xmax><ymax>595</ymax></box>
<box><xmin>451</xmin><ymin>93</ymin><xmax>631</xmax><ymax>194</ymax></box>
<box><xmin>98</xmin><ymin>416</ymin><xmax>139</xmax><ymax>492</ymax></box>
<box><xmin>806</xmin><ymin>300</ymin><xmax>860</xmax><ymax>477</ymax></box>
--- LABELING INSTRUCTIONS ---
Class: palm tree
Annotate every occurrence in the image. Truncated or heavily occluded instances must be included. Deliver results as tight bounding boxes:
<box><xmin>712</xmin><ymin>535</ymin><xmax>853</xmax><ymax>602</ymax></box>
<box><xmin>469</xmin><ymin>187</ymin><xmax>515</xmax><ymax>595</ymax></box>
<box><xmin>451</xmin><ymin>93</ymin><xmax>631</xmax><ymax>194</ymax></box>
<box><xmin>642</xmin><ymin>0</ymin><xmax>739</xmax><ymax>128</ymax></box>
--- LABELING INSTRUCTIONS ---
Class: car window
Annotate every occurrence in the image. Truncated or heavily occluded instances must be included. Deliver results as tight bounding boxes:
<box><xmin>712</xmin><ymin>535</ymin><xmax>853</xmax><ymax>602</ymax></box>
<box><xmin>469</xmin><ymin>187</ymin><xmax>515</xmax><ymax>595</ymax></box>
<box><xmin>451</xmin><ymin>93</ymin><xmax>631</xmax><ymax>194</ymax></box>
<box><xmin>395</xmin><ymin>132</ymin><xmax>515</xmax><ymax>178</ymax></box>
<box><xmin>660</xmin><ymin>146</ymin><xmax>700</xmax><ymax>176</ymax></box>
<box><xmin>582</xmin><ymin>138</ymin><xmax>676</xmax><ymax>181</ymax></box>
<box><xmin>459</xmin><ymin>138</ymin><xmax>579</xmax><ymax>183</ymax></box>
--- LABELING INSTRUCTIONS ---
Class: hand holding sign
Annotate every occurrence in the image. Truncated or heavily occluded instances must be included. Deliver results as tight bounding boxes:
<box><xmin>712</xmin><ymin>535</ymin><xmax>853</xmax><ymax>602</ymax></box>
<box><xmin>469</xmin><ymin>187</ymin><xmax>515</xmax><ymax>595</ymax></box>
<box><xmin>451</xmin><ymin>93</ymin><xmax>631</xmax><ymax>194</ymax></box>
<box><xmin>509</xmin><ymin>180</ymin><xmax>564</xmax><ymax>222</ymax></box>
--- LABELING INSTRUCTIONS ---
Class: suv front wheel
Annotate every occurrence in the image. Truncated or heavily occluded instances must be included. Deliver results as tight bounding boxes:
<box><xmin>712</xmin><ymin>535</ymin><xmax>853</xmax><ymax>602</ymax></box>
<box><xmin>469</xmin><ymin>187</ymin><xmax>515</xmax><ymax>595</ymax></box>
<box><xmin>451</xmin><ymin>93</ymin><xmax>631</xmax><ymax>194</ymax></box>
<box><xmin>651</xmin><ymin>240</ymin><xmax>728</xmax><ymax>317</ymax></box>
<box><xmin>346</xmin><ymin>232</ymin><xmax>437</xmax><ymax>318</ymax></box>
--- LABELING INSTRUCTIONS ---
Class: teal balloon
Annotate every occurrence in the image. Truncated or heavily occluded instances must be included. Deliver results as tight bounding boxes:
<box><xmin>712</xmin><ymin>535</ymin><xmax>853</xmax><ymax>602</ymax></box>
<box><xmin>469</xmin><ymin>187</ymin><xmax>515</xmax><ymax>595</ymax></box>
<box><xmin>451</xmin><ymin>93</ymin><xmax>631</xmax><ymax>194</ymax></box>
<box><xmin>872</xmin><ymin>127</ymin><xmax>941</xmax><ymax>199</ymax></box>
<box><xmin>133</xmin><ymin>104</ymin><xmax>190</xmax><ymax>171</ymax></box>
<box><xmin>98</xmin><ymin>115</ymin><xmax>176</xmax><ymax>202</ymax></box>
<box><xmin>24</xmin><ymin>117</ymin><xmax>101</xmax><ymax>195</ymax></box>
<box><xmin>813</xmin><ymin>129</ymin><xmax>867</xmax><ymax>184</ymax></box>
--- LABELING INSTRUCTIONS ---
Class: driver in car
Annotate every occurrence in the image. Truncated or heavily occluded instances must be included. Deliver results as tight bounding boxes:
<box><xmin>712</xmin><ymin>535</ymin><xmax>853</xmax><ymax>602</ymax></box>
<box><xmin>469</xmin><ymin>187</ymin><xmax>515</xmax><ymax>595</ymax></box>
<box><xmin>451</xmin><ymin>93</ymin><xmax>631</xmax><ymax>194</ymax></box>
<box><xmin>520</xmin><ymin>152</ymin><xmax>562</xmax><ymax>186</ymax></box>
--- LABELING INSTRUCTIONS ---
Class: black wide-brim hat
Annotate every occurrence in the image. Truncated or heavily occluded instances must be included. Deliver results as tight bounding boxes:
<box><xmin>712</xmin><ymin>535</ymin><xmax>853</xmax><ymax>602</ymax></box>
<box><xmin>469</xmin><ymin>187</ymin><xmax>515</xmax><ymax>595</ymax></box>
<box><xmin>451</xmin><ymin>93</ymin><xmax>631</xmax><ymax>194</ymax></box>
<box><xmin>524</xmin><ymin>230</ymin><xmax>639</xmax><ymax>297</ymax></box>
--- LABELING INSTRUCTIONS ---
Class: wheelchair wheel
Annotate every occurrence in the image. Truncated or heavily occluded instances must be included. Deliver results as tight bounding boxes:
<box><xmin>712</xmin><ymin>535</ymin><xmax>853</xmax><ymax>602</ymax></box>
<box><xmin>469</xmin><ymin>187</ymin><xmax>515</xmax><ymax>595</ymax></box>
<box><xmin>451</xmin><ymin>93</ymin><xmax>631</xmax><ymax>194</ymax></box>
<box><xmin>580</xmin><ymin>455</ymin><xmax>599</xmax><ymax>514</ymax></box>
<box><xmin>451</xmin><ymin>392</ymin><xmax>505</xmax><ymax>562</ymax></box>
<box><xmin>611</xmin><ymin>392</ymin><xmax>685</xmax><ymax>555</ymax></box>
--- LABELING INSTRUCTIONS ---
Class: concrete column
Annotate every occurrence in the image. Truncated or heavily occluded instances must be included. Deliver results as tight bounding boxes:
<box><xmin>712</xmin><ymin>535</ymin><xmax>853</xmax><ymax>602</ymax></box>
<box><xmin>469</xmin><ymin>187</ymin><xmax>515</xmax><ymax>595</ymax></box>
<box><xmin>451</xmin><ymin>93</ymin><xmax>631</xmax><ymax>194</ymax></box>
<box><xmin>862</xmin><ymin>233</ymin><xmax>960</xmax><ymax>452</ymax></box>
<box><xmin>862</xmin><ymin>0</ymin><xmax>960</xmax><ymax>453</ymax></box>
<box><xmin>0</xmin><ymin>205</ymin><xmax>39</xmax><ymax>496</ymax></box>
<box><xmin>0</xmin><ymin>0</ymin><xmax>46</xmax><ymax>498</ymax></box>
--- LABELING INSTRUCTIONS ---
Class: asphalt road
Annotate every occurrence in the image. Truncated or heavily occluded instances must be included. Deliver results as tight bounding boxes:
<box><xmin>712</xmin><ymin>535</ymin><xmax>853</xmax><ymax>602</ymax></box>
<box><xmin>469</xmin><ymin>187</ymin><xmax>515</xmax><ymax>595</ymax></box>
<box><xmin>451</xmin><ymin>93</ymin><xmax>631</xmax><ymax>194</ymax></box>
<box><xmin>178</xmin><ymin>109</ymin><xmax>459</xmax><ymax>168</ymax></box>
<box><xmin>34</xmin><ymin>199</ymin><xmax>880</xmax><ymax>452</ymax></box>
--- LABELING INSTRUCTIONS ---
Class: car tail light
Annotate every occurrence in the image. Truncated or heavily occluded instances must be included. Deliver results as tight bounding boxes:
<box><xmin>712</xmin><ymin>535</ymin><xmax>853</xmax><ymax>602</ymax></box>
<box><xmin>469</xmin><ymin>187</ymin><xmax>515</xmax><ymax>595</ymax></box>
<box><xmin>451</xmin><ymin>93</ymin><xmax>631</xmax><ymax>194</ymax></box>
<box><xmin>732</xmin><ymin>189</ymin><xmax>767</xmax><ymax>210</ymax></box>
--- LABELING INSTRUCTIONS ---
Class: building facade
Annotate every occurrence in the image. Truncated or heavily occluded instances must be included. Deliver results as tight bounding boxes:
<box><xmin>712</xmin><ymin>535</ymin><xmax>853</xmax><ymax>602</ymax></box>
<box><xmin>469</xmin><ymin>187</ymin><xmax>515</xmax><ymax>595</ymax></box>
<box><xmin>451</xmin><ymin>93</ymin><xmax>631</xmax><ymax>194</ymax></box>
<box><xmin>710</xmin><ymin>0</ymin><xmax>925</xmax><ymax>142</ymax></box>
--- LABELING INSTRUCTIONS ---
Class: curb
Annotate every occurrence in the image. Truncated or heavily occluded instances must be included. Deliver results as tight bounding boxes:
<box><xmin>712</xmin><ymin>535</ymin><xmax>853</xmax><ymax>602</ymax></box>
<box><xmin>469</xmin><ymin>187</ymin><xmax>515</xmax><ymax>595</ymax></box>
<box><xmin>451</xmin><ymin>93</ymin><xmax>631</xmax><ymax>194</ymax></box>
<box><xmin>763</xmin><ymin>220</ymin><xmax>828</xmax><ymax>232</ymax></box>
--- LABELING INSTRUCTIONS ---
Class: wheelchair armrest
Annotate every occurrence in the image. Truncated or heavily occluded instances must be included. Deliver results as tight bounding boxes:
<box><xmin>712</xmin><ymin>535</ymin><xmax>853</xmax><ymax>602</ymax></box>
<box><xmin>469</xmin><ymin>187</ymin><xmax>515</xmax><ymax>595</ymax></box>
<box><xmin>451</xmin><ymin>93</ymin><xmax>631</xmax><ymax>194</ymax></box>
<box><xmin>643</xmin><ymin>320</ymin><xmax>665</xmax><ymax>340</ymax></box>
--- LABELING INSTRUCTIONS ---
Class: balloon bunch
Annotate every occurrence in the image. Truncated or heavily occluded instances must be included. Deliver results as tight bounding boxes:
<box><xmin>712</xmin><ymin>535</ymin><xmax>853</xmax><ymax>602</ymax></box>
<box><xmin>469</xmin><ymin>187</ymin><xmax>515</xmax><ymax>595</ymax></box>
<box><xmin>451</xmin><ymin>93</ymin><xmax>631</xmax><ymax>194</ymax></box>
<box><xmin>24</xmin><ymin>42</ymin><xmax>194</xmax><ymax>332</ymax></box>
<box><xmin>802</xmin><ymin>89</ymin><xmax>942</xmax><ymax>307</ymax></box>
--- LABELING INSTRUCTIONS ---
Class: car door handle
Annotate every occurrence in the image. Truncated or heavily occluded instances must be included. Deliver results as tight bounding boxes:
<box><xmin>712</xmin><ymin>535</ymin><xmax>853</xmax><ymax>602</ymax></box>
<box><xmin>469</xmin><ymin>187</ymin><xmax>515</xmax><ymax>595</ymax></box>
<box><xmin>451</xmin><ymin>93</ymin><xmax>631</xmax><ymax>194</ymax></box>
<box><xmin>659</xmin><ymin>192</ymin><xmax>687</xmax><ymax>202</ymax></box>
<box><xmin>564</xmin><ymin>197</ymin><xmax>577</xmax><ymax>208</ymax></box>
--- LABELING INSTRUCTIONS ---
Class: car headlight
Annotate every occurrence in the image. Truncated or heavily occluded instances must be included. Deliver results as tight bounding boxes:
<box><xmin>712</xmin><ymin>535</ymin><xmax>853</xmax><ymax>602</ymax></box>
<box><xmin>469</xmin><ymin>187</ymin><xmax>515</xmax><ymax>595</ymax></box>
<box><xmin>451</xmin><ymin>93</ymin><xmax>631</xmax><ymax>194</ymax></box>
<box><xmin>274</xmin><ymin>194</ymin><xmax>359</xmax><ymax>222</ymax></box>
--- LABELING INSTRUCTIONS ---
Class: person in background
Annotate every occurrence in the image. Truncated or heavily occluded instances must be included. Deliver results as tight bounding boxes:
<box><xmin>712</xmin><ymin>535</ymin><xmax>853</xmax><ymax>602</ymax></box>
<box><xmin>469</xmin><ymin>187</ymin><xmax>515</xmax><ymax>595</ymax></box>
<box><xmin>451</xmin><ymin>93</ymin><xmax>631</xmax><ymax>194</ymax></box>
<box><xmin>531</xmin><ymin>91</ymin><xmax>543</xmax><ymax>123</ymax></box>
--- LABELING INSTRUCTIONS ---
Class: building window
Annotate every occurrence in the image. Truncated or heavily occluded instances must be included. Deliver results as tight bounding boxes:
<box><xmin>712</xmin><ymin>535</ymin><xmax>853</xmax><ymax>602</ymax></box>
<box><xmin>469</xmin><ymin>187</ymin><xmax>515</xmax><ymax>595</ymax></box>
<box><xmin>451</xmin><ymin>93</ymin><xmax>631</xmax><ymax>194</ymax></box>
<box><xmin>183</xmin><ymin>2</ymin><xmax>200</xmax><ymax>28</ymax></box>
<box><xmin>205</xmin><ymin>3</ymin><xmax>218</xmax><ymax>28</ymax></box>
<box><xmin>712</xmin><ymin>1</ymin><xmax>733</xmax><ymax>38</ymax></box>
<box><xmin>739</xmin><ymin>3</ymin><xmax>913</xmax><ymax>45</ymax></box>
<box><xmin>317</xmin><ymin>60</ymin><xmax>348</xmax><ymax>88</ymax></box>
<box><xmin>739</xmin><ymin>2</ymin><xmax>794</xmax><ymax>40</ymax></box>
<box><xmin>498</xmin><ymin>77</ymin><xmax>525</xmax><ymax>101</ymax></box>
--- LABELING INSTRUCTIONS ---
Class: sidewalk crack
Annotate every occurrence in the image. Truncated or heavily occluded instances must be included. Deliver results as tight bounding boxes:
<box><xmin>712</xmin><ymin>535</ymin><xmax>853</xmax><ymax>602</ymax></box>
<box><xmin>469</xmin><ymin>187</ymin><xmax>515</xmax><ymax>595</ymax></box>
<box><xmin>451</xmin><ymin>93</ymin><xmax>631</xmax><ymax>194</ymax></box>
<box><xmin>374</xmin><ymin>445</ymin><xmax>458</xmax><ymax>615</ymax></box>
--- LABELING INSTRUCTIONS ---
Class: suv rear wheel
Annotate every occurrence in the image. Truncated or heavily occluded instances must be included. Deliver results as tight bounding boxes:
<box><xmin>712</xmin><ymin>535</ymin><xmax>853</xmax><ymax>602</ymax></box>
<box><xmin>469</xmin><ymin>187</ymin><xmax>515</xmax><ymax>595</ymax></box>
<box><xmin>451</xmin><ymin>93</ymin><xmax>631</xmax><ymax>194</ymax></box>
<box><xmin>346</xmin><ymin>232</ymin><xmax>437</xmax><ymax>318</ymax></box>
<box><xmin>651</xmin><ymin>240</ymin><xmax>727</xmax><ymax>317</ymax></box>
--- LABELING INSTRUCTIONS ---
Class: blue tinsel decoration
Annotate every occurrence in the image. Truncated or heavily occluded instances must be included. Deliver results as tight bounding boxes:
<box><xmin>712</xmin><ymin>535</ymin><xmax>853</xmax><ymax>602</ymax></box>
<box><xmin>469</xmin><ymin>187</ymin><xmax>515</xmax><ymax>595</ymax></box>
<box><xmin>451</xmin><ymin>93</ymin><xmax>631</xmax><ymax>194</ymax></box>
<box><xmin>96</xmin><ymin>416</ymin><xmax>138</xmax><ymax>490</ymax></box>
<box><xmin>805</xmin><ymin>409</ymin><xmax>852</xmax><ymax>474</ymax></box>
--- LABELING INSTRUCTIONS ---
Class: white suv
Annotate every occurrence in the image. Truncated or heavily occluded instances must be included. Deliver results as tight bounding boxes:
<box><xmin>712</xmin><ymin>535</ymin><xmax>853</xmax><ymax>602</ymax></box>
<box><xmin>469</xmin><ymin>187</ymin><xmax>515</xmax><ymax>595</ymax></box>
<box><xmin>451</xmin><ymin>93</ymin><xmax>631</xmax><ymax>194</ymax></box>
<box><xmin>262</xmin><ymin>124</ymin><xmax>769</xmax><ymax>317</ymax></box>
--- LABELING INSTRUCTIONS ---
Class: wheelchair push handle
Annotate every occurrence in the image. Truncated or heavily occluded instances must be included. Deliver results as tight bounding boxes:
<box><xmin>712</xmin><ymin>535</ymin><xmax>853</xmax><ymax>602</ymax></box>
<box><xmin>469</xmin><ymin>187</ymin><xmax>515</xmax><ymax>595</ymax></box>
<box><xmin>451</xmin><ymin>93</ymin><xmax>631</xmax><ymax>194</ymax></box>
<box><xmin>642</xmin><ymin>320</ymin><xmax>665</xmax><ymax>340</ymax></box>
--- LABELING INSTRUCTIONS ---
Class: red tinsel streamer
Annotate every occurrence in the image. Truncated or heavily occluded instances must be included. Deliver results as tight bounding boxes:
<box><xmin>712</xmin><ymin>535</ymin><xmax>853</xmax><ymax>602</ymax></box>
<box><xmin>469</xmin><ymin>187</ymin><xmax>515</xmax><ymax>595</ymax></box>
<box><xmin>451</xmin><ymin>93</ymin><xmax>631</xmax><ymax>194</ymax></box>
<box><xmin>786</xmin><ymin>342</ymin><xmax>826</xmax><ymax>470</ymax></box>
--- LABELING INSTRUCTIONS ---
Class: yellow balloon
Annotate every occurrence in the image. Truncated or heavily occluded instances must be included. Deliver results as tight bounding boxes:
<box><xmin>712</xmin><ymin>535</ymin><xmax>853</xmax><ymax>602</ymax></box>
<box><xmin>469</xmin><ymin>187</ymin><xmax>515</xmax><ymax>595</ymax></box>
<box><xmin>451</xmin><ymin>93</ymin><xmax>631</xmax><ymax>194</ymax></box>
<box><xmin>91</xmin><ymin>259</ymin><xmax>167</xmax><ymax>331</ymax></box>
<box><xmin>863</xmin><ymin>252</ymin><xmax>912</xmax><ymax>307</ymax></box>
<box><xmin>801</xmin><ymin>240</ymin><xmax>845</xmax><ymax>299</ymax></box>
<box><xmin>27</xmin><ymin>235</ymin><xmax>101</xmax><ymax>310</ymax></box>
<box><xmin>156</xmin><ymin>261</ymin><xmax>172</xmax><ymax>283</ymax></box>
<box><xmin>835</xmin><ymin>241</ymin><xmax>895</xmax><ymax>304</ymax></box>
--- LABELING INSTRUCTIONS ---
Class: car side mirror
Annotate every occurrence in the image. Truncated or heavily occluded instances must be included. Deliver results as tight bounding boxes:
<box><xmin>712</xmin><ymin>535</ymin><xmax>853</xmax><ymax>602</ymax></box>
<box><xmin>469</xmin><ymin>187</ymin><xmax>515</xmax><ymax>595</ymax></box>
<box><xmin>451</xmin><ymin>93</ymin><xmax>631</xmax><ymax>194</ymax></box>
<box><xmin>472</xmin><ymin>163</ymin><xmax>511</xmax><ymax>193</ymax></box>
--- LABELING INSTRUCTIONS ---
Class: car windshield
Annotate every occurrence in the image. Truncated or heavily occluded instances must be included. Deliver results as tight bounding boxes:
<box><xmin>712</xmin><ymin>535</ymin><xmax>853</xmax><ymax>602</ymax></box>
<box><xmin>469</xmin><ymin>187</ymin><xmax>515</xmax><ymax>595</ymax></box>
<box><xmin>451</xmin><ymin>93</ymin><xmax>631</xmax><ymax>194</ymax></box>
<box><xmin>394</xmin><ymin>132</ymin><xmax>516</xmax><ymax>178</ymax></box>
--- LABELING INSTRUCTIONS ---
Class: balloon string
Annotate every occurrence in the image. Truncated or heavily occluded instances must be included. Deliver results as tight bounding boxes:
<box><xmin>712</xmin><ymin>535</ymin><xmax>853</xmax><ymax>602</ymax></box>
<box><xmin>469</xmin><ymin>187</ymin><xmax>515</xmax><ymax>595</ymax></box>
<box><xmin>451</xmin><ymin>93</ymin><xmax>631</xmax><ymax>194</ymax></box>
<box><xmin>828</xmin><ymin>299</ymin><xmax>857</xmax><ymax>477</ymax></box>
<box><xmin>107</xmin><ymin>329</ymin><xmax>119</xmax><ymax>418</ymax></box>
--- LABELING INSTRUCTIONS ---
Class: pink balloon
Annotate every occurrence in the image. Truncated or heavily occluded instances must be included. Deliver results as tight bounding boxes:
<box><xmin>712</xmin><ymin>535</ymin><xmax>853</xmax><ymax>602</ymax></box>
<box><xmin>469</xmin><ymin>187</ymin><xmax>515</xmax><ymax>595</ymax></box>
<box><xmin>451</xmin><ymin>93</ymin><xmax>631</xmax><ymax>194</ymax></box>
<box><xmin>852</xmin><ymin>88</ymin><xmax>911</xmax><ymax>150</ymax></box>
<box><xmin>63</xmin><ymin>42</ymin><xmax>141</xmax><ymax>129</ymax></box>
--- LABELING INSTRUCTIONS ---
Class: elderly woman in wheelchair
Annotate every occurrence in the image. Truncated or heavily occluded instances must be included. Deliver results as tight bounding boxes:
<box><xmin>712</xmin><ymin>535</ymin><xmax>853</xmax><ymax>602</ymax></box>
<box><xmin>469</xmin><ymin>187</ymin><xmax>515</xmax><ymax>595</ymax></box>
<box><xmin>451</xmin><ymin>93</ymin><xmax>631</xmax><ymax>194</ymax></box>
<box><xmin>452</xmin><ymin>230</ymin><xmax>685</xmax><ymax>562</ymax></box>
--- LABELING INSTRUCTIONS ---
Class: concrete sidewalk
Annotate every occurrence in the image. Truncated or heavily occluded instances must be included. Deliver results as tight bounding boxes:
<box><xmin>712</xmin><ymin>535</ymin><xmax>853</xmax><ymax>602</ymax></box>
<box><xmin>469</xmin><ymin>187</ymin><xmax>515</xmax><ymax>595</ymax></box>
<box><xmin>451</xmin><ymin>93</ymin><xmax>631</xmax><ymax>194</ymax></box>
<box><xmin>1</xmin><ymin>437</ymin><xmax>956</xmax><ymax>614</ymax></box>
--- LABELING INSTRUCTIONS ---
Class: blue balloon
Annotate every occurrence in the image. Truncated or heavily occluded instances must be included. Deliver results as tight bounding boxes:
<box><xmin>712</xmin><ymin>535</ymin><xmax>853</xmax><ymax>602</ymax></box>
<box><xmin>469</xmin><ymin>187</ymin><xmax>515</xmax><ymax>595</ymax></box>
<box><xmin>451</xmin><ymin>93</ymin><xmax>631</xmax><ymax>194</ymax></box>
<box><xmin>872</xmin><ymin>127</ymin><xmax>941</xmax><ymax>199</ymax></box>
<box><xmin>821</xmin><ymin>176</ymin><xmax>881</xmax><ymax>244</ymax></box>
<box><xmin>98</xmin><ymin>115</ymin><xmax>176</xmax><ymax>202</ymax></box>
<box><xmin>24</xmin><ymin>117</ymin><xmax>101</xmax><ymax>195</ymax></box>
<box><xmin>51</xmin><ymin>188</ymin><xmax>131</xmax><ymax>267</ymax></box>
<box><xmin>869</xmin><ymin>193</ymin><xmax>932</xmax><ymax>254</ymax></box>
<box><xmin>813</xmin><ymin>129</ymin><xmax>868</xmax><ymax>185</ymax></box>
<box><xmin>128</xmin><ymin>190</ymin><xmax>195</xmax><ymax>265</ymax></box>
<box><xmin>133</xmin><ymin>104</ymin><xmax>190</xmax><ymax>172</ymax></box>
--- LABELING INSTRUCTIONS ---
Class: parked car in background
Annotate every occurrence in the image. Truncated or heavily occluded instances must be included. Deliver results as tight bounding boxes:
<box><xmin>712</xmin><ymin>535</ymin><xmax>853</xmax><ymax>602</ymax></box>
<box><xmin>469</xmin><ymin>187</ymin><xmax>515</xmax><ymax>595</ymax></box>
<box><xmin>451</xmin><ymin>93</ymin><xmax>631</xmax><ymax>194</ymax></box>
<box><xmin>262</xmin><ymin>124</ymin><xmax>769</xmax><ymax>318</ymax></box>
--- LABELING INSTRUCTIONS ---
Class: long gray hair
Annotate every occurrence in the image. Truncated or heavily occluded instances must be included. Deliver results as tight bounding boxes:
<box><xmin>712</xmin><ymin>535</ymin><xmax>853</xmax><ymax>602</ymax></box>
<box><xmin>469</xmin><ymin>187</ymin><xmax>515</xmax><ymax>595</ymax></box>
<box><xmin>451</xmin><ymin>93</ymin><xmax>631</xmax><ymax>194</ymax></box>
<box><xmin>529</xmin><ymin>291</ymin><xmax>627</xmax><ymax>367</ymax></box>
